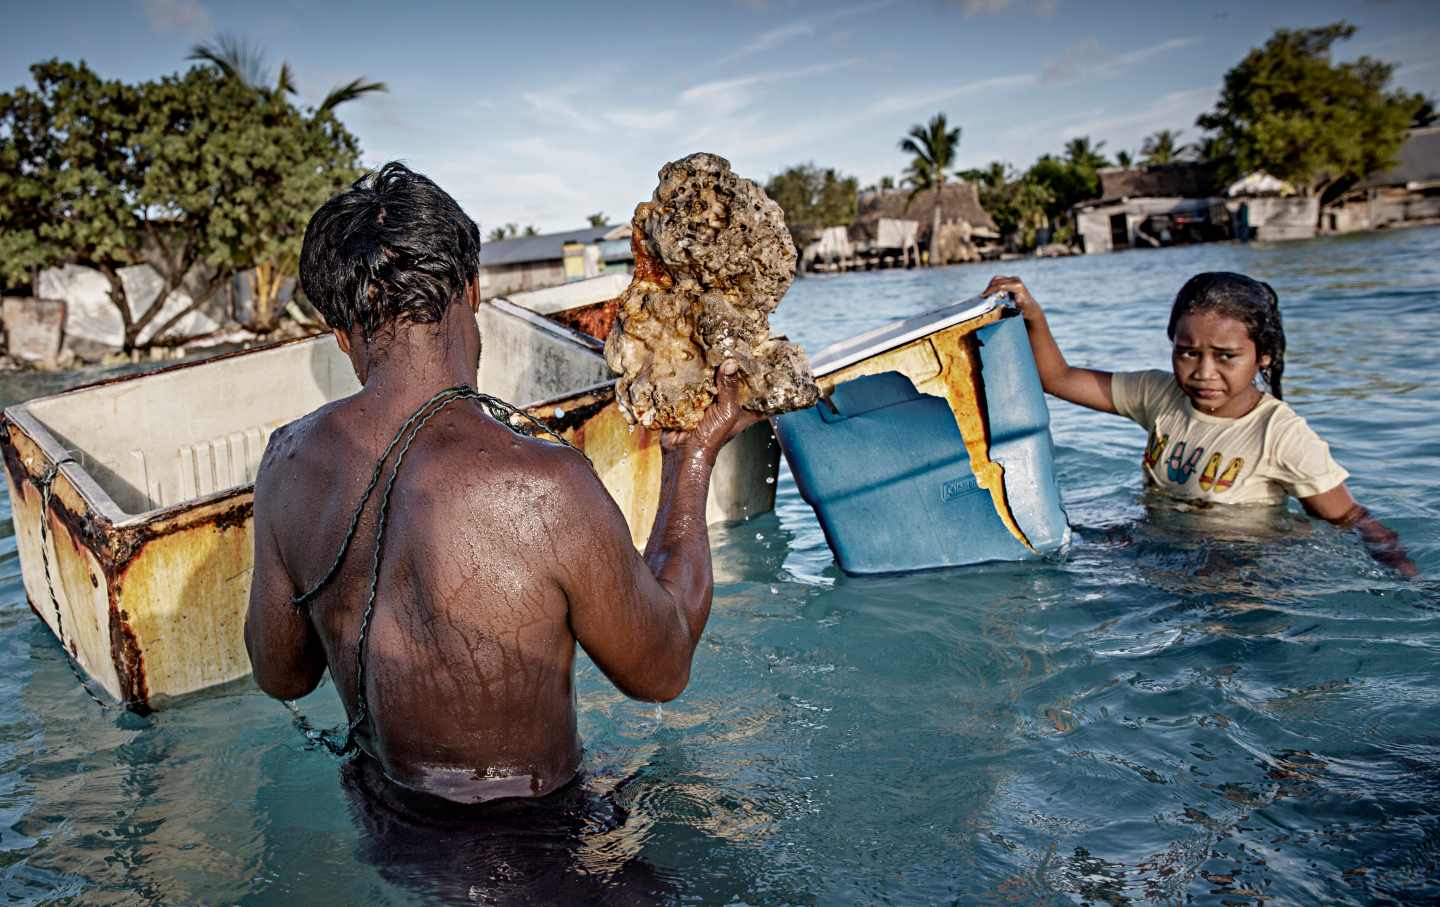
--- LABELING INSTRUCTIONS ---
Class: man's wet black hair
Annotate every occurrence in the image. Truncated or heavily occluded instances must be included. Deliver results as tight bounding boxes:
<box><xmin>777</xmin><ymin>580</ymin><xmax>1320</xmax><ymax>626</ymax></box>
<box><xmin>300</xmin><ymin>162</ymin><xmax>481</xmax><ymax>341</ymax></box>
<box><xmin>1168</xmin><ymin>271</ymin><xmax>1286</xmax><ymax>400</ymax></box>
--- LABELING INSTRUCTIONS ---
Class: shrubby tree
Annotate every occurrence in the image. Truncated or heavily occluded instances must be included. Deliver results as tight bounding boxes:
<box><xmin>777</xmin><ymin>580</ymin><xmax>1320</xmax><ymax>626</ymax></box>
<box><xmin>961</xmin><ymin>161</ymin><xmax>1053</xmax><ymax>250</ymax></box>
<box><xmin>764</xmin><ymin>162</ymin><xmax>859</xmax><ymax>247</ymax></box>
<box><xmin>187</xmin><ymin>36</ymin><xmax>382</xmax><ymax>331</ymax></box>
<box><xmin>0</xmin><ymin>58</ymin><xmax>369</xmax><ymax>348</ymax></box>
<box><xmin>1196</xmin><ymin>21</ymin><xmax>1424</xmax><ymax>201</ymax></box>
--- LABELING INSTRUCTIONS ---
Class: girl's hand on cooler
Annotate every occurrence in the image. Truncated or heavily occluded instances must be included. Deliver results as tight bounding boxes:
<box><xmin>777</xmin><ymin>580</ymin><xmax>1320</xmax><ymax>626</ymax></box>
<box><xmin>983</xmin><ymin>275</ymin><xmax>1041</xmax><ymax>320</ymax></box>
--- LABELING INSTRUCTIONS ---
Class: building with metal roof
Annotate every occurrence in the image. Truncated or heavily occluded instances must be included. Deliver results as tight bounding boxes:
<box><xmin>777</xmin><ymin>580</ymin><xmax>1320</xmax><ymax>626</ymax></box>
<box><xmin>479</xmin><ymin>225</ymin><xmax>632</xmax><ymax>296</ymax></box>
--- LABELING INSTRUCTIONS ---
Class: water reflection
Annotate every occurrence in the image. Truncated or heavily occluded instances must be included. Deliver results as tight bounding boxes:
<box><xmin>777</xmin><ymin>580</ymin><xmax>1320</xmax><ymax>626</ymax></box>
<box><xmin>339</xmin><ymin>756</ymin><xmax>674</xmax><ymax>906</ymax></box>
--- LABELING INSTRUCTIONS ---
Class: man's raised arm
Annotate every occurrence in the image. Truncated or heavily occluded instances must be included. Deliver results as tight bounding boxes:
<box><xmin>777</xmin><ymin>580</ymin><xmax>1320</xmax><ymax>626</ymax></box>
<box><xmin>552</xmin><ymin>362</ymin><xmax>759</xmax><ymax>701</ymax></box>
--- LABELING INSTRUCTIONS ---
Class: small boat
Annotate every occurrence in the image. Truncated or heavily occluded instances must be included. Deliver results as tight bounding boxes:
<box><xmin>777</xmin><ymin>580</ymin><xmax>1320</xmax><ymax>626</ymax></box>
<box><xmin>2</xmin><ymin>281</ymin><xmax>1065</xmax><ymax>708</ymax></box>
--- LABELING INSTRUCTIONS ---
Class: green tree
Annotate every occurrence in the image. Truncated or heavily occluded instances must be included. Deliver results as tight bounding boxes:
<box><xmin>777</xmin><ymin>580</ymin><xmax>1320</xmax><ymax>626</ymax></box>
<box><xmin>1140</xmin><ymin>129</ymin><xmax>1185</xmax><ymax>165</ymax></box>
<box><xmin>487</xmin><ymin>223</ymin><xmax>519</xmax><ymax>242</ymax></box>
<box><xmin>586</xmin><ymin>212</ymin><xmax>607</xmax><ymax>227</ymax></box>
<box><xmin>0</xmin><ymin>60</ymin><xmax>367</xmax><ymax>347</ymax></box>
<box><xmin>898</xmin><ymin>113</ymin><xmax>961</xmax><ymax>265</ymax></box>
<box><xmin>1064</xmin><ymin>136</ymin><xmax>1111</xmax><ymax>173</ymax></box>
<box><xmin>188</xmin><ymin>35</ymin><xmax>383</xmax><ymax>330</ymax></box>
<box><xmin>1196</xmin><ymin>21</ymin><xmax>1424</xmax><ymax>201</ymax></box>
<box><xmin>1190</xmin><ymin>133</ymin><xmax>1232</xmax><ymax>165</ymax></box>
<box><xmin>764</xmin><ymin>163</ymin><xmax>859</xmax><ymax>246</ymax></box>
<box><xmin>1413</xmin><ymin>96</ymin><xmax>1437</xmax><ymax>128</ymax></box>
<box><xmin>963</xmin><ymin>161</ymin><xmax>1053</xmax><ymax>249</ymax></box>
<box><xmin>1115</xmin><ymin>149</ymin><xmax>1134</xmax><ymax>168</ymax></box>
<box><xmin>1063</xmin><ymin>136</ymin><xmax>1110</xmax><ymax>203</ymax></box>
<box><xmin>522</xmin><ymin>225</ymin><xmax>540</xmax><ymax>237</ymax></box>
<box><xmin>1024</xmin><ymin>154</ymin><xmax>1093</xmax><ymax>236</ymax></box>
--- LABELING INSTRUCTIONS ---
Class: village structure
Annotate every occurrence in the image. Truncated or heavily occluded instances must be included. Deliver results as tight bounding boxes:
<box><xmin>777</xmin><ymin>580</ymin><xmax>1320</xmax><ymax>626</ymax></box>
<box><xmin>2</xmin><ymin>127</ymin><xmax>1437</xmax><ymax>372</ymax></box>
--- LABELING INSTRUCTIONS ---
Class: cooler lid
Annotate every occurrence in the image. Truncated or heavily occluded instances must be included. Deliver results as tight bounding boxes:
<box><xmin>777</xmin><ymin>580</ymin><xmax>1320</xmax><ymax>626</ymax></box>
<box><xmin>810</xmin><ymin>295</ymin><xmax>1000</xmax><ymax>378</ymax></box>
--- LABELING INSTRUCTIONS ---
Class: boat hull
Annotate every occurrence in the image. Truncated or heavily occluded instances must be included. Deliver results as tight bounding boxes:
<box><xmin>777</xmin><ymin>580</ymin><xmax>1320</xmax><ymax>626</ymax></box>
<box><xmin>1</xmin><ymin>299</ymin><xmax>777</xmax><ymax>709</ymax></box>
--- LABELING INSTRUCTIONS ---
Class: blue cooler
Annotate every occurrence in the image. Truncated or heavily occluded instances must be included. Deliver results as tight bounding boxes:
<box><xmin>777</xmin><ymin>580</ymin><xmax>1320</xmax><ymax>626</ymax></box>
<box><xmin>775</xmin><ymin>311</ymin><xmax>1069</xmax><ymax>575</ymax></box>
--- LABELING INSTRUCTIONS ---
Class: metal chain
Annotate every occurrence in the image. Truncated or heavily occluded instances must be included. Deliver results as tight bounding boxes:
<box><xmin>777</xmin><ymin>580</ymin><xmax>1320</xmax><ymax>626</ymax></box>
<box><xmin>36</xmin><ymin>458</ymin><xmax>112</xmax><ymax>711</ymax></box>
<box><xmin>288</xmin><ymin>384</ymin><xmax>585</xmax><ymax>756</ymax></box>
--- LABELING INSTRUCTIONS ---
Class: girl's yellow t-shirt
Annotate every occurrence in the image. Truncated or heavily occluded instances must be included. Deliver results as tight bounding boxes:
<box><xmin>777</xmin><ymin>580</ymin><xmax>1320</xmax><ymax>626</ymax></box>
<box><xmin>1111</xmin><ymin>370</ymin><xmax>1349</xmax><ymax>505</ymax></box>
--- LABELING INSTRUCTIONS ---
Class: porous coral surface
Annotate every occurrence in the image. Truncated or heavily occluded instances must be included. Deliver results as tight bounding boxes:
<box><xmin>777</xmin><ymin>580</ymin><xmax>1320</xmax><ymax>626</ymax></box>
<box><xmin>604</xmin><ymin>153</ymin><xmax>819</xmax><ymax>431</ymax></box>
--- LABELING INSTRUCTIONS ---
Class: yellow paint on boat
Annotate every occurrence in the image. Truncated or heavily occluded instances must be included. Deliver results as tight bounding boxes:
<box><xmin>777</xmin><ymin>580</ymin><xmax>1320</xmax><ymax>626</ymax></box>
<box><xmin>816</xmin><ymin>305</ymin><xmax>1033</xmax><ymax>550</ymax></box>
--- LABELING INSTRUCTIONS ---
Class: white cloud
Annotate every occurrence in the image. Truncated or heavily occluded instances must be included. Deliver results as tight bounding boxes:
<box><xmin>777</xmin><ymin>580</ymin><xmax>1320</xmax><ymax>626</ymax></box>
<box><xmin>606</xmin><ymin>109</ymin><xmax>679</xmax><ymax>130</ymax></box>
<box><xmin>958</xmin><ymin>0</ymin><xmax>1009</xmax><ymax>14</ymax></box>
<box><xmin>142</xmin><ymin>0</ymin><xmax>212</xmax><ymax>35</ymax></box>
<box><xmin>1057</xmin><ymin>87</ymin><xmax>1216</xmax><ymax>145</ymax></box>
<box><xmin>719</xmin><ymin>1</ymin><xmax>894</xmax><ymax>63</ymax></box>
<box><xmin>860</xmin><ymin>72</ymin><xmax>1036</xmax><ymax>117</ymax></box>
<box><xmin>681</xmin><ymin>60</ymin><xmax>859</xmax><ymax>118</ymax></box>
<box><xmin>726</xmin><ymin>21</ymin><xmax>817</xmax><ymax>62</ymax></box>
<box><xmin>1041</xmin><ymin>36</ymin><xmax>1198</xmax><ymax>85</ymax></box>
<box><xmin>520</xmin><ymin>91</ymin><xmax>604</xmax><ymax>133</ymax></box>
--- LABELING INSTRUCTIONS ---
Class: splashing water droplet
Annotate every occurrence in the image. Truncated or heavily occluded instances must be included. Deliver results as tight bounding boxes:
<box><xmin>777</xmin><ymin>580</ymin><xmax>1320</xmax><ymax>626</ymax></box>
<box><xmin>755</xmin><ymin>532</ymin><xmax>764</xmax><ymax>540</ymax></box>
<box><xmin>553</xmin><ymin>407</ymin><xmax>565</xmax><ymax>419</ymax></box>
<box><xmin>770</xmin><ymin>584</ymin><xmax>779</xmax><ymax>594</ymax></box>
<box><xmin>765</xmin><ymin>476</ymin><xmax>775</xmax><ymax>484</ymax></box>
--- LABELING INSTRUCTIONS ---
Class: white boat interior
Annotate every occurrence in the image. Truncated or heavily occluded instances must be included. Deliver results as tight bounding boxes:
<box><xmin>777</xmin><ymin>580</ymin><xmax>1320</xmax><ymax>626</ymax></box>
<box><xmin>11</xmin><ymin>298</ymin><xmax>611</xmax><ymax>525</ymax></box>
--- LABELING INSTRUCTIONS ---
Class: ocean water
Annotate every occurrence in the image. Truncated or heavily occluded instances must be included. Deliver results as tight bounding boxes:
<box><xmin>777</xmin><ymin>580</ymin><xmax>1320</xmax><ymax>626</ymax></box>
<box><xmin>2</xmin><ymin>227</ymin><xmax>1437</xmax><ymax>905</ymax></box>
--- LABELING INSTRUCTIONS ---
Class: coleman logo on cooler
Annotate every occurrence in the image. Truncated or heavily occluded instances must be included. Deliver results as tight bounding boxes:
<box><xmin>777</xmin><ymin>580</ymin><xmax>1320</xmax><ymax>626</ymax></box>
<box><xmin>942</xmin><ymin>476</ymin><xmax>980</xmax><ymax>502</ymax></box>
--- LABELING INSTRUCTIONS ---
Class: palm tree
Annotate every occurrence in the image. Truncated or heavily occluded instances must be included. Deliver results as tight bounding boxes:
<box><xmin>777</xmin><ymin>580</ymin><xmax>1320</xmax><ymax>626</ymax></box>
<box><xmin>1115</xmin><ymin>150</ymin><xmax>1134</xmax><ymax>168</ymax></box>
<box><xmin>956</xmin><ymin>160</ymin><xmax>1007</xmax><ymax>190</ymax></box>
<box><xmin>586</xmin><ymin>212</ymin><xmax>607</xmax><ymax>227</ymax></box>
<box><xmin>188</xmin><ymin>34</ymin><xmax>387</xmax><ymax>329</ymax></box>
<box><xmin>189</xmin><ymin>35</ymin><xmax>386</xmax><ymax>113</ymax></box>
<box><xmin>1063</xmin><ymin>136</ymin><xmax>1111</xmax><ymax>172</ymax></box>
<box><xmin>898</xmin><ymin>113</ymin><xmax>961</xmax><ymax>266</ymax></box>
<box><xmin>1190</xmin><ymin>134</ymin><xmax>1230</xmax><ymax>164</ymax></box>
<box><xmin>1140</xmin><ymin>129</ymin><xmax>1185</xmax><ymax>166</ymax></box>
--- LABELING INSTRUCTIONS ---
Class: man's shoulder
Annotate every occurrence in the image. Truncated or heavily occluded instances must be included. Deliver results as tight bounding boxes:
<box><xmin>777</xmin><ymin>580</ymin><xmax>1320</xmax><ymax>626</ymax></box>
<box><xmin>418</xmin><ymin>409</ymin><xmax>599</xmax><ymax>501</ymax></box>
<box><xmin>254</xmin><ymin>398</ymin><xmax>357</xmax><ymax>499</ymax></box>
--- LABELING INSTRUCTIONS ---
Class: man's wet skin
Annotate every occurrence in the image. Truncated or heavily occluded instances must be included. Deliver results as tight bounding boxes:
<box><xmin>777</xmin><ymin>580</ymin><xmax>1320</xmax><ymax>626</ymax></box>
<box><xmin>246</xmin><ymin>283</ymin><xmax>756</xmax><ymax>803</ymax></box>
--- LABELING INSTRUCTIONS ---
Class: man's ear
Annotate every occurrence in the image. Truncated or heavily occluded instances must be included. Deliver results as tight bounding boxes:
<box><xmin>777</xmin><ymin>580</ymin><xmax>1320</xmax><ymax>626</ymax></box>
<box><xmin>333</xmin><ymin>328</ymin><xmax>352</xmax><ymax>355</ymax></box>
<box><xmin>466</xmin><ymin>278</ymin><xmax>481</xmax><ymax>313</ymax></box>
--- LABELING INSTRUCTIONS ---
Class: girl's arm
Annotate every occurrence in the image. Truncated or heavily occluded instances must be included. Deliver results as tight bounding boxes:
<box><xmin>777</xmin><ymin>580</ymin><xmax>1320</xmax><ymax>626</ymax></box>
<box><xmin>983</xmin><ymin>275</ymin><xmax>1118</xmax><ymax>414</ymax></box>
<box><xmin>1300</xmin><ymin>483</ymin><xmax>1418</xmax><ymax>577</ymax></box>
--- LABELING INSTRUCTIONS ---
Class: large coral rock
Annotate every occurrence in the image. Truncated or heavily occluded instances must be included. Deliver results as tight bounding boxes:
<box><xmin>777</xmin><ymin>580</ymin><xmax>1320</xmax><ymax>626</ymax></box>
<box><xmin>604</xmin><ymin>153</ymin><xmax>820</xmax><ymax>431</ymax></box>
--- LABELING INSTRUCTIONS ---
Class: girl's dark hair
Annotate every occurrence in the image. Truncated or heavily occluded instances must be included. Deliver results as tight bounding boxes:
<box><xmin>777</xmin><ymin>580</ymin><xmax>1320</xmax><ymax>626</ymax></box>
<box><xmin>1167</xmin><ymin>271</ymin><xmax>1286</xmax><ymax>400</ymax></box>
<box><xmin>299</xmin><ymin>162</ymin><xmax>481</xmax><ymax>341</ymax></box>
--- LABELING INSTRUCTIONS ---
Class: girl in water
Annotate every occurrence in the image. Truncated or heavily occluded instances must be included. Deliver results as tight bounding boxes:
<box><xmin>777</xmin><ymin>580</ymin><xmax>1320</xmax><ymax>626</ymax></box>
<box><xmin>983</xmin><ymin>271</ymin><xmax>1415</xmax><ymax>576</ymax></box>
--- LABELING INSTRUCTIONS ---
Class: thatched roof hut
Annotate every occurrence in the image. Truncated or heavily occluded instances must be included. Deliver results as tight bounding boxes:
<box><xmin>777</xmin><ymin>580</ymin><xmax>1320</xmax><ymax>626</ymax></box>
<box><xmin>853</xmin><ymin>183</ymin><xmax>997</xmax><ymax>240</ymax></box>
<box><xmin>1097</xmin><ymin>162</ymin><xmax>1222</xmax><ymax>201</ymax></box>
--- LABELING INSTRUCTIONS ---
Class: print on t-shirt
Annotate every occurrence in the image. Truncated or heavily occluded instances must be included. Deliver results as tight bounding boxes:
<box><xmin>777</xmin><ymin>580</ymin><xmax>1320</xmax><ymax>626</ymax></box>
<box><xmin>1147</xmin><ymin>430</ymin><xmax>1246</xmax><ymax>494</ymax></box>
<box><xmin>1116</xmin><ymin>371</ymin><xmax>1349</xmax><ymax>506</ymax></box>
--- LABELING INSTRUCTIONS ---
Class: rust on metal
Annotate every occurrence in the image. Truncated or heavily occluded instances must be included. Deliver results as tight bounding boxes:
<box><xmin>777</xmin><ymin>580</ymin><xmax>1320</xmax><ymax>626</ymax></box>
<box><xmin>108</xmin><ymin>604</ymin><xmax>150</xmax><ymax>712</ymax></box>
<box><xmin>546</xmin><ymin>298</ymin><xmax>621</xmax><ymax>342</ymax></box>
<box><xmin>2</xmin><ymin>413</ymin><xmax>257</xmax><ymax>710</ymax></box>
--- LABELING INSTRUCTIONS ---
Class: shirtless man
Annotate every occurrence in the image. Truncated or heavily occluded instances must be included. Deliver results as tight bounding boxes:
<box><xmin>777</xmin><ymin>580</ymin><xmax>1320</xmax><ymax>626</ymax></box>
<box><xmin>244</xmin><ymin>162</ymin><xmax>756</xmax><ymax>804</ymax></box>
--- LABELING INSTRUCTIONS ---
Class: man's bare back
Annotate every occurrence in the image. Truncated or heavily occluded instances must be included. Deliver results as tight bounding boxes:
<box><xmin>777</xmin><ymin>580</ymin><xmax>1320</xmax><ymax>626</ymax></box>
<box><xmin>245</xmin><ymin>163</ymin><xmax>754</xmax><ymax>804</ymax></box>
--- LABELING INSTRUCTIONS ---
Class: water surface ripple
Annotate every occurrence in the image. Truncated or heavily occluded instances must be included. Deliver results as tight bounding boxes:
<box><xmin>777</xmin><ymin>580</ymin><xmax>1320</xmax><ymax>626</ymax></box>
<box><xmin>2</xmin><ymin>228</ymin><xmax>1437</xmax><ymax>904</ymax></box>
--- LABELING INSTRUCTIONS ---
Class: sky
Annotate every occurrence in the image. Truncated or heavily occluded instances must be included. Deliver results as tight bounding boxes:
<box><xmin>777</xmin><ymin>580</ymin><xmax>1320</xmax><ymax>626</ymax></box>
<box><xmin>4</xmin><ymin>0</ymin><xmax>1438</xmax><ymax>235</ymax></box>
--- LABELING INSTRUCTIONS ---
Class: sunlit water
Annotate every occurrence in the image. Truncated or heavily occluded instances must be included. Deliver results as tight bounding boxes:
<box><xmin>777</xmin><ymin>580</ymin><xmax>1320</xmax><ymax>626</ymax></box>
<box><xmin>3</xmin><ymin>228</ymin><xmax>1438</xmax><ymax>904</ymax></box>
